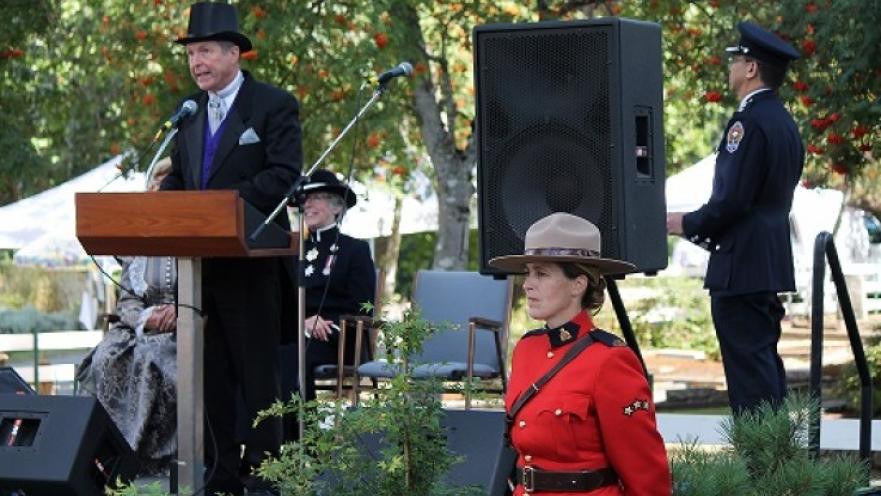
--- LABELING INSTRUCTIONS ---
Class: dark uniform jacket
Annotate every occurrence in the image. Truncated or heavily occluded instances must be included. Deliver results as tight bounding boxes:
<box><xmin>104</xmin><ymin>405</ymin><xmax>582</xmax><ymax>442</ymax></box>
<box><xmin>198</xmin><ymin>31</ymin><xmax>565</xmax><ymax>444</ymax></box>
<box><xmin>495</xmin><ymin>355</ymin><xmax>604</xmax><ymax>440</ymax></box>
<box><xmin>162</xmin><ymin>70</ymin><xmax>301</xmax><ymax>224</ymax></box>
<box><xmin>505</xmin><ymin>311</ymin><xmax>671</xmax><ymax>495</ymax></box>
<box><xmin>303</xmin><ymin>224</ymin><xmax>376</xmax><ymax>362</ymax></box>
<box><xmin>682</xmin><ymin>89</ymin><xmax>804</xmax><ymax>296</ymax></box>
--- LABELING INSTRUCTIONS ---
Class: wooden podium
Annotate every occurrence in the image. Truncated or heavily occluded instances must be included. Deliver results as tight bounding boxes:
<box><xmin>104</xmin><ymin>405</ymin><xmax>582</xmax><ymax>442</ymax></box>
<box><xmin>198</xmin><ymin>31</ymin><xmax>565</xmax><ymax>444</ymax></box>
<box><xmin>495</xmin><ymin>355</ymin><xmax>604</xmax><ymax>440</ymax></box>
<box><xmin>76</xmin><ymin>190</ymin><xmax>296</xmax><ymax>491</ymax></box>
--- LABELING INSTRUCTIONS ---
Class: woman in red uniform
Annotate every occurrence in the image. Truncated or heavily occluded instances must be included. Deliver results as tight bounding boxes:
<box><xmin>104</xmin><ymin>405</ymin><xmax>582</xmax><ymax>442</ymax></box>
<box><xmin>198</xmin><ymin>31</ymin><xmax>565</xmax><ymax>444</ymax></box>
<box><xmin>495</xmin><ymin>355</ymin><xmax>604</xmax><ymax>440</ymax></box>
<box><xmin>490</xmin><ymin>213</ymin><xmax>671</xmax><ymax>495</ymax></box>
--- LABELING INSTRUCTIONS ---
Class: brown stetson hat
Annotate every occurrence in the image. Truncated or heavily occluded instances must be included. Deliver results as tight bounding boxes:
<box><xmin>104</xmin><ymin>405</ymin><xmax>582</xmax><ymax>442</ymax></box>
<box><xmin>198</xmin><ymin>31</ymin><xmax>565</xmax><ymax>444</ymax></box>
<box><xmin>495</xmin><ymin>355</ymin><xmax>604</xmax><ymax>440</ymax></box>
<box><xmin>488</xmin><ymin>212</ymin><xmax>635</xmax><ymax>275</ymax></box>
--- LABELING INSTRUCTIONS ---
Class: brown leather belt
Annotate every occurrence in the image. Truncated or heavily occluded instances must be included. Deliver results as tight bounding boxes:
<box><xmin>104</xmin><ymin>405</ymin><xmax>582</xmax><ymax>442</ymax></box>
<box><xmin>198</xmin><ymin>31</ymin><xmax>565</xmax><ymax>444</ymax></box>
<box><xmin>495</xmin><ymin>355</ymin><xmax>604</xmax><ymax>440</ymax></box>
<box><xmin>514</xmin><ymin>466</ymin><xmax>618</xmax><ymax>493</ymax></box>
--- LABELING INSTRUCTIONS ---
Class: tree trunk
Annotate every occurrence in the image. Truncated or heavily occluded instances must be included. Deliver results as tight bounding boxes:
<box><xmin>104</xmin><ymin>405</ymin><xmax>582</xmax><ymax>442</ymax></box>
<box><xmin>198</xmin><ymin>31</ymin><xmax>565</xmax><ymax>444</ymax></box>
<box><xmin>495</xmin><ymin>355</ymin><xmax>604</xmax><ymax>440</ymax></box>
<box><xmin>395</xmin><ymin>2</ymin><xmax>474</xmax><ymax>270</ymax></box>
<box><xmin>376</xmin><ymin>194</ymin><xmax>403</xmax><ymax>315</ymax></box>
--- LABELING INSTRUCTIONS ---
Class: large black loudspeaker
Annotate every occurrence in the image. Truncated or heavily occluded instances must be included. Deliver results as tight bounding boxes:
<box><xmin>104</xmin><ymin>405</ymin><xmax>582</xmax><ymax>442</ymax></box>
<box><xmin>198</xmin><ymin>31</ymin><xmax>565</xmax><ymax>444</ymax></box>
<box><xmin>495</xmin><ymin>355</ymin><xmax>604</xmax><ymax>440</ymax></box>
<box><xmin>0</xmin><ymin>395</ymin><xmax>140</xmax><ymax>496</ymax></box>
<box><xmin>474</xmin><ymin>18</ymin><xmax>668</xmax><ymax>275</ymax></box>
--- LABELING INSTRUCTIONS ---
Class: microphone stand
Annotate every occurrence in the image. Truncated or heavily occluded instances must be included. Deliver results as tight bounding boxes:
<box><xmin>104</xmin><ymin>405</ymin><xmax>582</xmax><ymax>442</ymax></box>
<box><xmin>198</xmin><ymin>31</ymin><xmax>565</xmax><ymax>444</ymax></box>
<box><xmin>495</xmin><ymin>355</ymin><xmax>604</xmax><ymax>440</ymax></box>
<box><xmin>144</xmin><ymin>127</ymin><xmax>179</xmax><ymax>187</ymax></box>
<box><xmin>250</xmin><ymin>82</ymin><xmax>389</xmax><ymax>440</ymax></box>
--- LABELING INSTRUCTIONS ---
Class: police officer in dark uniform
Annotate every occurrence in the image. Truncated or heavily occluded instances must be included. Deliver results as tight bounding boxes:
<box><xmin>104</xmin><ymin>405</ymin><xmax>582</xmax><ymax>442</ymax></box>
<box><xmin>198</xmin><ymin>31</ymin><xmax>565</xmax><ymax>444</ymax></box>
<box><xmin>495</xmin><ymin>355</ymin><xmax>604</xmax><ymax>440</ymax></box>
<box><xmin>667</xmin><ymin>21</ymin><xmax>803</xmax><ymax>414</ymax></box>
<box><xmin>279</xmin><ymin>169</ymin><xmax>376</xmax><ymax>414</ymax></box>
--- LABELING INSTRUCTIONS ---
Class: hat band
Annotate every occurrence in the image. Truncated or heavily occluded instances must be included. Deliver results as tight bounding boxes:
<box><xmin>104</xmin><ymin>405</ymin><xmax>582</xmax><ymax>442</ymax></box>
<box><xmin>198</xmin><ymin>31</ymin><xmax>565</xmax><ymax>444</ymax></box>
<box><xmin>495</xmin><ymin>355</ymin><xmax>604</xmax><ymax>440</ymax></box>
<box><xmin>524</xmin><ymin>247</ymin><xmax>600</xmax><ymax>257</ymax></box>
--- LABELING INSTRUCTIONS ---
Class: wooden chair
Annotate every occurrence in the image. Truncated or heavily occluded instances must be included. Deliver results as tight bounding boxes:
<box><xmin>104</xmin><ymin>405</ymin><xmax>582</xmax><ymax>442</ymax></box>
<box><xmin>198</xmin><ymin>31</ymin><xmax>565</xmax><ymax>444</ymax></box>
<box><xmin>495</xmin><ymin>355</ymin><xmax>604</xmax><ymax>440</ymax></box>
<box><xmin>312</xmin><ymin>271</ymin><xmax>384</xmax><ymax>400</ymax></box>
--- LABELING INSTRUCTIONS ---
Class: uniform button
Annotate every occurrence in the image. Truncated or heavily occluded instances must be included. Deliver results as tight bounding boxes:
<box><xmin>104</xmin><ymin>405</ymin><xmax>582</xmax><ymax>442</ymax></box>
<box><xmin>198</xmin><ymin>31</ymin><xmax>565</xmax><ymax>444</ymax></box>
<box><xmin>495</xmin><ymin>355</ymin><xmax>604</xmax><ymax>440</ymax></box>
<box><xmin>524</xmin><ymin>455</ymin><xmax>532</xmax><ymax>462</ymax></box>
<box><xmin>554</xmin><ymin>408</ymin><xmax>562</xmax><ymax>416</ymax></box>
<box><xmin>519</xmin><ymin>420</ymin><xmax>527</xmax><ymax>428</ymax></box>
<box><xmin>546</xmin><ymin>351</ymin><xmax>554</xmax><ymax>358</ymax></box>
<box><xmin>715</xmin><ymin>244</ymin><xmax>721</xmax><ymax>250</ymax></box>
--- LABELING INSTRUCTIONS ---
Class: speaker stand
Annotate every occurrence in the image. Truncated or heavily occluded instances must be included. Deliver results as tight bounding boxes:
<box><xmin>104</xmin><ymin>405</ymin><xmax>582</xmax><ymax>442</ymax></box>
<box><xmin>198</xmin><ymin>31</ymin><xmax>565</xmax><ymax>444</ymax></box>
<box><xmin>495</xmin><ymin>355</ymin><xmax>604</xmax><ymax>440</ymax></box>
<box><xmin>604</xmin><ymin>277</ymin><xmax>648</xmax><ymax>379</ymax></box>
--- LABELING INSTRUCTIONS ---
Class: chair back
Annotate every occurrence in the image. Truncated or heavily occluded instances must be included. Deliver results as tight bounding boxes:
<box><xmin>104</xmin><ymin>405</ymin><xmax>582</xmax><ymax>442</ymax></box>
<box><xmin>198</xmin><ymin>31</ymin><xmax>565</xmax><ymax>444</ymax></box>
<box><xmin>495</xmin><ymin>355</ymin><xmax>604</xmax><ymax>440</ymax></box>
<box><xmin>411</xmin><ymin>270</ymin><xmax>512</xmax><ymax>370</ymax></box>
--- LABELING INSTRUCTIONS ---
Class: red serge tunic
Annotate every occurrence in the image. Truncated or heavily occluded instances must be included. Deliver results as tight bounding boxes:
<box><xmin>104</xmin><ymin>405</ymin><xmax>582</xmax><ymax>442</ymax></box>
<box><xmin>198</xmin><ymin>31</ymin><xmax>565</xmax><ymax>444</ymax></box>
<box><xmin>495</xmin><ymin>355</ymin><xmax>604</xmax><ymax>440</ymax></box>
<box><xmin>505</xmin><ymin>311</ymin><xmax>672</xmax><ymax>495</ymax></box>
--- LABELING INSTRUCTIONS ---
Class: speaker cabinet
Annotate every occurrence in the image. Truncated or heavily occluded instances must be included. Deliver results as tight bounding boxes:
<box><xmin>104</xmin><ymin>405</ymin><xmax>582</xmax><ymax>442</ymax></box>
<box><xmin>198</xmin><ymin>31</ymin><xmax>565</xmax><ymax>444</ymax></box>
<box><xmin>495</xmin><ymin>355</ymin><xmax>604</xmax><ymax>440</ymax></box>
<box><xmin>0</xmin><ymin>395</ymin><xmax>140</xmax><ymax>496</ymax></box>
<box><xmin>0</xmin><ymin>367</ymin><xmax>34</xmax><ymax>395</ymax></box>
<box><xmin>474</xmin><ymin>18</ymin><xmax>667</xmax><ymax>275</ymax></box>
<box><xmin>319</xmin><ymin>409</ymin><xmax>515</xmax><ymax>495</ymax></box>
<box><xmin>442</xmin><ymin>409</ymin><xmax>515</xmax><ymax>495</ymax></box>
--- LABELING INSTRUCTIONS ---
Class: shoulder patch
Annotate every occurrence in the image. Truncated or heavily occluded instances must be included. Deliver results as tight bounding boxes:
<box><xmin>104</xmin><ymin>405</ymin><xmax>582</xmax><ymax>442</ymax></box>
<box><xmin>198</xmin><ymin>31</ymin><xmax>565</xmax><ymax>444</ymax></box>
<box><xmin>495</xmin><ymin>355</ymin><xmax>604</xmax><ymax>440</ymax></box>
<box><xmin>590</xmin><ymin>329</ymin><xmax>627</xmax><ymax>347</ymax></box>
<box><xmin>726</xmin><ymin>121</ymin><xmax>745</xmax><ymax>153</ymax></box>
<box><xmin>521</xmin><ymin>328</ymin><xmax>547</xmax><ymax>339</ymax></box>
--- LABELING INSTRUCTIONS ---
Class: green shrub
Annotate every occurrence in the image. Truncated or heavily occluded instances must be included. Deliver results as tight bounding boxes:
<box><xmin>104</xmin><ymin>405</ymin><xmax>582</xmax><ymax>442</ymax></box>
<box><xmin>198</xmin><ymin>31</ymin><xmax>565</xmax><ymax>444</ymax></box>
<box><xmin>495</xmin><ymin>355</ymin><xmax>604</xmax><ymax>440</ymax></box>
<box><xmin>393</xmin><ymin>230</ymin><xmax>480</xmax><ymax>299</ymax></box>
<box><xmin>0</xmin><ymin>305</ymin><xmax>81</xmax><ymax>333</ymax></box>
<box><xmin>835</xmin><ymin>335</ymin><xmax>881</xmax><ymax>416</ymax></box>
<box><xmin>672</xmin><ymin>394</ymin><xmax>868</xmax><ymax>496</ymax></box>
<box><xmin>0</xmin><ymin>262</ymin><xmax>87</xmax><ymax>312</ymax></box>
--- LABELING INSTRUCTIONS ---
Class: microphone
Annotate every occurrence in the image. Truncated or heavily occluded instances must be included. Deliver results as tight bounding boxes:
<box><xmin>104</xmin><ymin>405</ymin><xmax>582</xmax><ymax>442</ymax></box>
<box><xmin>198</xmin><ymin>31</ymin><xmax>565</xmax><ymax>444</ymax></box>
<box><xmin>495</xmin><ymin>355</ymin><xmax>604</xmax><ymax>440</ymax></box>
<box><xmin>373</xmin><ymin>62</ymin><xmax>413</xmax><ymax>85</ymax></box>
<box><xmin>152</xmin><ymin>100</ymin><xmax>198</xmax><ymax>142</ymax></box>
<box><xmin>161</xmin><ymin>99</ymin><xmax>198</xmax><ymax>131</ymax></box>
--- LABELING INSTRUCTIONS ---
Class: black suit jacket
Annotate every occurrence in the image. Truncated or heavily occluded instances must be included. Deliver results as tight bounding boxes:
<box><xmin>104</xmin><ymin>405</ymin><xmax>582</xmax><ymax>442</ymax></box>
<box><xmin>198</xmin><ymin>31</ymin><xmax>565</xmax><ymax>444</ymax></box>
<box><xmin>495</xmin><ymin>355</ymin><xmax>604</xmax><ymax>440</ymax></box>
<box><xmin>682</xmin><ymin>90</ymin><xmax>804</xmax><ymax>296</ymax></box>
<box><xmin>161</xmin><ymin>70</ymin><xmax>301</xmax><ymax>227</ymax></box>
<box><xmin>160</xmin><ymin>71</ymin><xmax>301</xmax><ymax>338</ymax></box>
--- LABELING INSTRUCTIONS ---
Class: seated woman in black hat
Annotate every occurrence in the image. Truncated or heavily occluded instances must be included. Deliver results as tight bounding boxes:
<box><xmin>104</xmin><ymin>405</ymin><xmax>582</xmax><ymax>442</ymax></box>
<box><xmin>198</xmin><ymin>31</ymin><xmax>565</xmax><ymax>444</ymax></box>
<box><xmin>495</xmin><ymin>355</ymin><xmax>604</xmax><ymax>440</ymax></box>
<box><xmin>281</xmin><ymin>169</ymin><xmax>376</xmax><ymax>413</ymax></box>
<box><xmin>490</xmin><ymin>212</ymin><xmax>670</xmax><ymax>495</ymax></box>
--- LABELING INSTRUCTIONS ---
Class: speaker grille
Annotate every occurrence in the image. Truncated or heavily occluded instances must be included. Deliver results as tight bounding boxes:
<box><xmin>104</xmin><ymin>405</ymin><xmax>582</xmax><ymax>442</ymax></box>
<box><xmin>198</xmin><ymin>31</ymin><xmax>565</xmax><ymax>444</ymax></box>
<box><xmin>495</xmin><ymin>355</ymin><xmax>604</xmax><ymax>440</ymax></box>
<box><xmin>478</xmin><ymin>26</ymin><xmax>616</xmax><ymax>266</ymax></box>
<box><xmin>476</xmin><ymin>19</ymin><xmax>667</xmax><ymax>276</ymax></box>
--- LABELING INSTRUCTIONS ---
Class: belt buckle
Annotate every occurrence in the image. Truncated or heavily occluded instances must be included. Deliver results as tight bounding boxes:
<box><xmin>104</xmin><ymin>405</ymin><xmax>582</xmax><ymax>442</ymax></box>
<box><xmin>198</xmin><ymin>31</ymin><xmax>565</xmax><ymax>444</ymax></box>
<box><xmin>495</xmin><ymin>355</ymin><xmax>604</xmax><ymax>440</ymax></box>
<box><xmin>522</xmin><ymin>466</ymin><xmax>535</xmax><ymax>493</ymax></box>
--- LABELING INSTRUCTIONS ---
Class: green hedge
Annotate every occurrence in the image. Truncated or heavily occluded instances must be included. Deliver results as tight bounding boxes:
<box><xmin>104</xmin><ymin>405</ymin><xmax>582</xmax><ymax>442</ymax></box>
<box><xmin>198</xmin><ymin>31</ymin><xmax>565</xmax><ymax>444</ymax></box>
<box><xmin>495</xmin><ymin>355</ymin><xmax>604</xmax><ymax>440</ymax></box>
<box><xmin>0</xmin><ymin>306</ymin><xmax>82</xmax><ymax>334</ymax></box>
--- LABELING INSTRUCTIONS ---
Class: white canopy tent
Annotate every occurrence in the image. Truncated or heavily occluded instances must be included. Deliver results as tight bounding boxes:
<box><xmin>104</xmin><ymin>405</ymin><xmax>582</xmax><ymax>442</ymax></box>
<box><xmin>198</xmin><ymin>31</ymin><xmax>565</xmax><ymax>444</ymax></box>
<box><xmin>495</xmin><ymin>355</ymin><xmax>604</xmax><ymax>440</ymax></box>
<box><xmin>0</xmin><ymin>155</ymin><xmax>146</xmax><ymax>252</ymax></box>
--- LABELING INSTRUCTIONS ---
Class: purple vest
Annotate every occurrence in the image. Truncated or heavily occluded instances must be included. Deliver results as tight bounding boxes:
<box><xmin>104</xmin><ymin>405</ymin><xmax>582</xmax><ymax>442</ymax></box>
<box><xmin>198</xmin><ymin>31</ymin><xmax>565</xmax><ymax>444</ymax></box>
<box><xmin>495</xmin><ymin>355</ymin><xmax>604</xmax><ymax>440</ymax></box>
<box><xmin>200</xmin><ymin>117</ymin><xmax>229</xmax><ymax>189</ymax></box>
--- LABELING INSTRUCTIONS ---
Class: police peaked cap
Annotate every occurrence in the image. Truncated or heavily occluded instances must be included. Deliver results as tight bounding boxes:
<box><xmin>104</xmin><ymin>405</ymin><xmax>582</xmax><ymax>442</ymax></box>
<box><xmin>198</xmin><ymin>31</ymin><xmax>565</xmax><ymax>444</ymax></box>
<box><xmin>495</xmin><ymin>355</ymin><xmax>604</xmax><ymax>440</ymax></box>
<box><xmin>726</xmin><ymin>21</ymin><xmax>800</xmax><ymax>67</ymax></box>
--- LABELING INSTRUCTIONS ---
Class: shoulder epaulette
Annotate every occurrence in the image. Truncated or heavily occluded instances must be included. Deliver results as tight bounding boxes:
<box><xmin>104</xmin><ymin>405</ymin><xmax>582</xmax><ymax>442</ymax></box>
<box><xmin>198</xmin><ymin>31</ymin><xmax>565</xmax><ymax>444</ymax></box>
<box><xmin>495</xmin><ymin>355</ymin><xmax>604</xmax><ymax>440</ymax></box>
<box><xmin>590</xmin><ymin>329</ymin><xmax>627</xmax><ymax>347</ymax></box>
<box><xmin>521</xmin><ymin>328</ymin><xmax>547</xmax><ymax>339</ymax></box>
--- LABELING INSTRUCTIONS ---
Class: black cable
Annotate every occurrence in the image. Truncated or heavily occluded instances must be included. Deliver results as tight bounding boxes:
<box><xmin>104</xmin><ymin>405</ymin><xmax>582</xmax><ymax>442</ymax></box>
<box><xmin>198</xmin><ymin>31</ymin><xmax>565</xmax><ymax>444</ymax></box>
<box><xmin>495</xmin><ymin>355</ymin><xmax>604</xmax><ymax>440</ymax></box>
<box><xmin>188</xmin><ymin>411</ymin><xmax>219</xmax><ymax>496</ymax></box>
<box><xmin>89</xmin><ymin>255</ymin><xmax>205</xmax><ymax>318</ymax></box>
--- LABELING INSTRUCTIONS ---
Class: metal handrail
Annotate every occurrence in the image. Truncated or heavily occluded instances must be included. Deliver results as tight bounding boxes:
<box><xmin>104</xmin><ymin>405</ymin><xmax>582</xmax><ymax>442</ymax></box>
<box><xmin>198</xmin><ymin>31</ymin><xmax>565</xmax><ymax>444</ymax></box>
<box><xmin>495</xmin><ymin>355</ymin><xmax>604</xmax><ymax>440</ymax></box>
<box><xmin>810</xmin><ymin>231</ymin><xmax>873</xmax><ymax>462</ymax></box>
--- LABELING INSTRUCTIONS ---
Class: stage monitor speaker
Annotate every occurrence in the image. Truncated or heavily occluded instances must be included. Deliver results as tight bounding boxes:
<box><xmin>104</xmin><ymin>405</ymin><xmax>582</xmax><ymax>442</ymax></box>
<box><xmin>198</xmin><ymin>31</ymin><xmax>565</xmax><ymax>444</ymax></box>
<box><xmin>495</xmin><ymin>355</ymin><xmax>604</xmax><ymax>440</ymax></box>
<box><xmin>0</xmin><ymin>395</ymin><xmax>140</xmax><ymax>496</ymax></box>
<box><xmin>441</xmin><ymin>409</ymin><xmax>516</xmax><ymax>495</ymax></box>
<box><xmin>0</xmin><ymin>367</ymin><xmax>35</xmax><ymax>395</ymax></box>
<box><xmin>319</xmin><ymin>409</ymin><xmax>515</xmax><ymax>495</ymax></box>
<box><xmin>474</xmin><ymin>18</ymin><xmax>668</xmax><ymax>276</ymax></box>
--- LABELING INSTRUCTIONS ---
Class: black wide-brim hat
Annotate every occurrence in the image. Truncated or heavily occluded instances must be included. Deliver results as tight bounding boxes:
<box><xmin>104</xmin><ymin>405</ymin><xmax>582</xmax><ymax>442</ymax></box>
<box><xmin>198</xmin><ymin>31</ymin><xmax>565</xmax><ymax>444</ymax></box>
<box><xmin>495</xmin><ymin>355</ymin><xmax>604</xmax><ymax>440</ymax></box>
<box><xmin>725</xmin><ymin>21</ymin><xmax>799</xmax><ymax>67</ymax></box>
<box><xmin>175</xmin><ymin>2</ymin><xmax>252</xmax><ymax>52</ymax></box>
<box><xmin>302</xmin><ymin>169</ymin><xmax>357</xmax><ymax>209</ymax></box>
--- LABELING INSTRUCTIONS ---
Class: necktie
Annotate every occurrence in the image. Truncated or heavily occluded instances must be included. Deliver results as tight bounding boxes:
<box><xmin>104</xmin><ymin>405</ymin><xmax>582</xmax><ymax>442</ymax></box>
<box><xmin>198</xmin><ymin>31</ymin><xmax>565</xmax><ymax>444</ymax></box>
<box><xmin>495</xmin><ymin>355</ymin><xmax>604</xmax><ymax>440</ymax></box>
<box><xmin>207</xmin><ymin>94</ymin><xmax>226</xmax><ymax>135</ymax></box>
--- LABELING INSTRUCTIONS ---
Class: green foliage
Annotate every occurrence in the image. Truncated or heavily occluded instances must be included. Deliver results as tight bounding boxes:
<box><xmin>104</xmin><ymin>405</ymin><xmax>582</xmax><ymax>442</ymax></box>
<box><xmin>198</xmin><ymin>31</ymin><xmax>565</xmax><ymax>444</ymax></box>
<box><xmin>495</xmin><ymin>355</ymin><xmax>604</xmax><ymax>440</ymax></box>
<box><xmin>393</xmin><ymin>229</ymin><xmax>479</xmax><ymax>298</ymax></box>
<box><xmin>0</xmin><ymin>262</ymin><xmax>87</xmax><ymax>312</ymax></box>
<box><xmin>671</xmin><ymin>394</ymin><xmax>869</xmax><ymax>496</ymax></box>
<box><xmin>606</xmin><ymin>276</ymin><xmax>718</xmax><ymax>358</ymax></box>
<box><xmin>835</xmin><ymin>335</ymin><xmax>881</xmax><ymax>416</ymax></box>
<box><xmin>0</xmin><ymin>306</ymin><xmax>82</xmax><ymax>334</ymax></box>
<box><xmin>104</xmin><ymin>480</ymin><xmax>171</xmax><ymax>496</ymax></box>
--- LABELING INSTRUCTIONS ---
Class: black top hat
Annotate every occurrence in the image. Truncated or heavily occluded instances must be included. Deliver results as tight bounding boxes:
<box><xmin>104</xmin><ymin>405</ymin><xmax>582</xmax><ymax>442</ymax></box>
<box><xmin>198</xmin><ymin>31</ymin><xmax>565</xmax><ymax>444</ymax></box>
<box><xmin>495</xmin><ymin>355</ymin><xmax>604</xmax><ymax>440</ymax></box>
<box><xmin>725</xmin><ymin>21</ymin><xmax>799</xmax><ymax>67</ymax></box>
<box><xmin>175</xmin><ymin>2</ymin><xmax>252</xmax><ymax>52</ymax></box>
<box><xmin>302</xmin><ymin>169</ymin><xmax>357</xmax><ymax>208</ymax></box>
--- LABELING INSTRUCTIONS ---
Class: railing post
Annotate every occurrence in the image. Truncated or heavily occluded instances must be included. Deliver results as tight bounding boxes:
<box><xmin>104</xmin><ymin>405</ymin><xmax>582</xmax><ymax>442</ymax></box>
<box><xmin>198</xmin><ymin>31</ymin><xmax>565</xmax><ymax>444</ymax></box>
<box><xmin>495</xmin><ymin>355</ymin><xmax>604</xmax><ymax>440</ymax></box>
<box><xmin>810</xmin><ymin>231</ymin><xmax>873</xmax><ymax>463</ymax></box>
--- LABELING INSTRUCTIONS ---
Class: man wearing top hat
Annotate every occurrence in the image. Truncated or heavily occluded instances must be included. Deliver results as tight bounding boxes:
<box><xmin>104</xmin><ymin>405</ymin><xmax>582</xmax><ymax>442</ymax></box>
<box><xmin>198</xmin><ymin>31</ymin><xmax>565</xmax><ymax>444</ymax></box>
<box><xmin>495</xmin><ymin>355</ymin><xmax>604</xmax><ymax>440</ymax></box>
<box><xmin>667</xmin><ymin>21</ymin><xmax>804</xmax><ymax>414</ymax></box>
<box><xmin>160</xmin><ymin>2</ymin><xmax>301</xmax><ymax>494</ymax></box>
